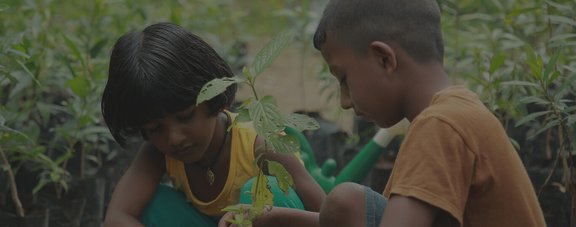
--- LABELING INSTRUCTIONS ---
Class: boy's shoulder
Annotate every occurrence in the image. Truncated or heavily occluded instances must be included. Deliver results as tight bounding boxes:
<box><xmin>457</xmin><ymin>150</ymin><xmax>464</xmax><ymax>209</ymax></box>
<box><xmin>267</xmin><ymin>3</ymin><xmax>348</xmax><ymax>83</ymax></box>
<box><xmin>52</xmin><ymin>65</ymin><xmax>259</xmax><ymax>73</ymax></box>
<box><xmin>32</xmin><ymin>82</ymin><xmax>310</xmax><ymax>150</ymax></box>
<box><xmin>415</xmin><ymin>85</ymin><xmax>497</xmax><ymax>131</ymax></box>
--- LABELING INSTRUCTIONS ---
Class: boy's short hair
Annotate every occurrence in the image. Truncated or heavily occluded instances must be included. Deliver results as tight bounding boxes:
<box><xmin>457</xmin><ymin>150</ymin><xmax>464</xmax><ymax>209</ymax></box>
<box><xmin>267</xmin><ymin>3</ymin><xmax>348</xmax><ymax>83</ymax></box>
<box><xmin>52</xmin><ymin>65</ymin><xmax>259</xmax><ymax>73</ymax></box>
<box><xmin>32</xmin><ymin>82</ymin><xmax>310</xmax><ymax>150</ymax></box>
<box><xmin>313</xmin><ymin>0</ymin><xmax>444</xmax><ymax>63</ymax></box>
<box><xmin>102</xmin><ymin>22</ymin><xmax>236</xmax><ymax>146</ymax></box>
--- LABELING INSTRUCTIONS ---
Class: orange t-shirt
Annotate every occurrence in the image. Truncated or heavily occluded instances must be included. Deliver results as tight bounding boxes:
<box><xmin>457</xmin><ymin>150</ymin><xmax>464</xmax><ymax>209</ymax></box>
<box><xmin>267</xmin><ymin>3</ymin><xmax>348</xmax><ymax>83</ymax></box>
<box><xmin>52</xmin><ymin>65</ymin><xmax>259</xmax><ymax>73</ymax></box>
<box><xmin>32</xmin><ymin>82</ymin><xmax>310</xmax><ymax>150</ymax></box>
<box><xmin>383</xmin><ymin>86</ymin><xmax>546</xmax><ymax>227</ymax></box>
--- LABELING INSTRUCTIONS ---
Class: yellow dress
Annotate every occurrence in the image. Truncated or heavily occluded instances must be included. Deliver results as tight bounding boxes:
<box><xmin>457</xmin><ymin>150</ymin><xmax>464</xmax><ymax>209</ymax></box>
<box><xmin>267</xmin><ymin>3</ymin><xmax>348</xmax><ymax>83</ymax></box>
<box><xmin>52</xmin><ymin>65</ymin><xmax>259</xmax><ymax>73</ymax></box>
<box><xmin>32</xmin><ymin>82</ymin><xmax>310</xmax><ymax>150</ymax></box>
<box><xmin>164</xmin><ymin>115</ymin><xmax>260</xmax><ymax>216</ymax></box>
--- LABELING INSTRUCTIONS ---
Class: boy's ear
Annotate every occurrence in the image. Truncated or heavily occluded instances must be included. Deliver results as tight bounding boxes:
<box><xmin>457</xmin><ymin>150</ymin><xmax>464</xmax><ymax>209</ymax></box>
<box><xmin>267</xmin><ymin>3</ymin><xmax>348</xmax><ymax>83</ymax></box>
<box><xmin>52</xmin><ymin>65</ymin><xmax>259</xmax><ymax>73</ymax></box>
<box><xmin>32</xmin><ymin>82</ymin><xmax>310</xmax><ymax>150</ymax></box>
<box><xmin>369</xmin><ymin>41</ymin><xmax>397</xmax><ymax>73</ymax></box>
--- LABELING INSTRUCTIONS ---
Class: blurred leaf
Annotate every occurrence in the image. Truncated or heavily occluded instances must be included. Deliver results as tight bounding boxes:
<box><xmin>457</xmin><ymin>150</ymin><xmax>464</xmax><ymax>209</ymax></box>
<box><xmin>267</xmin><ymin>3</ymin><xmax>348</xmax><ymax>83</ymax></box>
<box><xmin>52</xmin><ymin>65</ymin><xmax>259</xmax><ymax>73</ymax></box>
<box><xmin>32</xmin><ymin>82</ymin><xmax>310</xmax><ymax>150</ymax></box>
<box><xmin>62</xmin><ymin>34</ymin><xmax>87</xmax><ymax>70</ymax></box>
<box><xmin>542</xmin><ymin>48</ymin><xmax>561</xmax><ymax>82</ymax></box>
<box><xmin>531</xmin><ymin>119</ymin><xmax>560</xmax><ymax>138</ymax></box>
<box><xmin>67</xmin><ymin>76</ymin><xmax>89</xmax><ymax>98</ymax></box>
<box><xmin>248</xmin><ymin>30</ymin><xmax>295</xmax><ymax>78</ymax></box>
<box><xmin>489</xmin><ymin>53</ymin><xmax>506</xmax><ymax>74</ymax></box>
<box><xmin>515</xmin><ymin>110</ymin><xmax>552</xmax><ymax>127</ymax></box>
<box><xmin>520</xmin><ymin>96</ymin><xmax>549</xmax><ymax>105</ymax></box>
<box><xmin>501</xmin><ymin>81</ymin><xmax>539</xmax><ymax>87</ymax></box>
<box><xmin>89</xmin><ymin>38</ymin><xmax>108</xmax><ymax>57</ymax></box>
<box><xmin>548</xmin><ymin>15</ymin><xmax>576</xmax><ymax>27</ymax></box>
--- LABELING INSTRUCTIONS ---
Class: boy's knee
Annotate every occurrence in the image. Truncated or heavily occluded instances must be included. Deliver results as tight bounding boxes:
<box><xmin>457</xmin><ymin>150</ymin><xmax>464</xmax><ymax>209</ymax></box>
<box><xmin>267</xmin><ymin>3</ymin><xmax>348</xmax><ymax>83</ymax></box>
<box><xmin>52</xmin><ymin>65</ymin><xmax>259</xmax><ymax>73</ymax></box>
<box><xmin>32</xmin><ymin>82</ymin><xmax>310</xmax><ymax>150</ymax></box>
<box><xmin>319</xmin><ymin>182</ymin><xmax>365</xmax><ymax>227</ymax></box>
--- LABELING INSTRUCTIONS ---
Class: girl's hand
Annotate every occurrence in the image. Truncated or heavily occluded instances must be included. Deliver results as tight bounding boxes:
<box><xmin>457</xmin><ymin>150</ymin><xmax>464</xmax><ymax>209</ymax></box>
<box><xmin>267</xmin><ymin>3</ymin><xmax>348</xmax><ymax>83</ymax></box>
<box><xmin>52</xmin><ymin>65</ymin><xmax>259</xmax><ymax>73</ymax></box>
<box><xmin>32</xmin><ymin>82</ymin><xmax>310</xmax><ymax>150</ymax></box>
<box><xmin>218</xmin><ymin>211</ymin><xmax>236</xmax><ymax>227</ymax></box>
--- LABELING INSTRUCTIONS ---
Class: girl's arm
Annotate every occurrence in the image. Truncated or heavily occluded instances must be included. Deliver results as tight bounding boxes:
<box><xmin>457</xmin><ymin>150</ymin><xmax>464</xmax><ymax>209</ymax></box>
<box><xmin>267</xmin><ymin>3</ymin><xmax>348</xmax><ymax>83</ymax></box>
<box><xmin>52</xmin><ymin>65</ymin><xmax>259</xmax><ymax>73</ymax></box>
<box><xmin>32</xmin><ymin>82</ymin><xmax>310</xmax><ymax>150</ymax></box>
<box><xmin>255</xmin><ymin>136</ymin><xmax>326</xmax><ymax>212</ymax></box>
<box><xmin>104</xmin><ymin>143</ymin><xmax>166</xmax><ymax>227</ymax></box>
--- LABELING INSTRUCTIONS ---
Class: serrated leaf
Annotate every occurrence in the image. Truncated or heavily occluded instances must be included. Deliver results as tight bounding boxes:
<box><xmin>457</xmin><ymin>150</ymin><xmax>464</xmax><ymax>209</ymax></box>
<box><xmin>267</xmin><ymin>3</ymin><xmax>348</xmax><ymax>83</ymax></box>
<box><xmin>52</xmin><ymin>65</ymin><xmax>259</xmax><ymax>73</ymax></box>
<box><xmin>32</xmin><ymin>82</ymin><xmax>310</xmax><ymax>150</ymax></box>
<box><xmin>251</xmin><ymin>171</ymin><xmax>273</xmax><ymax>217</ymax></box>
<box><xmin>515</xmin><ymin>110</ymin><xmax>552</xmax><ymax>127</ymax></box>
<box><xmin>267</xmin><ymin>160</ymin><xmax>294</xmax><ymax>195</ymax></box>
<box><xmin>266</xmin><ymin>133</ymin><xmax>300</xmax><ymax>154</ymax></box>
<box><xmin>196</xmin><ymin>77</ymin><xmax>245</xmax><ymax>105</ymax></box>
<box><xmin>248</xmin><ymin>30</ymin><xmax>295</xmax><ymax>78</ymax></box>
<box><xmin>235</xmin><ymin>108</ymin><xmax>251</xmax><ymax>123</ymax></box>
<box><xmin>248</xmin><ymin>96</ymin><xmax>284</xmax><ymax>138</ymax></box>
<box><xmin>283</xmin><ymin>113</ymin><xmax>320</xmax><ymax>131</ymax></box>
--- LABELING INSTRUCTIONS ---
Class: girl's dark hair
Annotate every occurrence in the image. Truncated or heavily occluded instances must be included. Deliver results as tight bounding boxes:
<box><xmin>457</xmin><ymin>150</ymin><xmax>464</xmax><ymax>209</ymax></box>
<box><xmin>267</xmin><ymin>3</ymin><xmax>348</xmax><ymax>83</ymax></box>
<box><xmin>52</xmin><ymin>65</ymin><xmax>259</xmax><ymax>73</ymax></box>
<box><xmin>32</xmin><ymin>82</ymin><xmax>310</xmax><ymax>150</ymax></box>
<box><xmin>313</xmin><ymin>0</ymin><xmax>444</xmax><ymax>63</ymax></box>
<box><xmin>102</xmin><ymin>22</ymin><xmax>236</xmax><ymax>147</ymax></box>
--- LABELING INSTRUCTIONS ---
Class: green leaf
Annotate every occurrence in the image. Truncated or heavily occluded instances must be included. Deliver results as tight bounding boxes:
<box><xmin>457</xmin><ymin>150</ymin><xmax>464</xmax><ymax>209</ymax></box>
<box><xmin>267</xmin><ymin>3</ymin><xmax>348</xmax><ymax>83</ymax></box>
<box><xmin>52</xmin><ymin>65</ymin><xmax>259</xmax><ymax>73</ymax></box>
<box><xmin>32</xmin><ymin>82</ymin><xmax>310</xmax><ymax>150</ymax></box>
<box><xmin>267</xmin><ymin>160</ymin><xmax>294</xmax><ymax>195</ymax></box>
<box><xmin>530</xmin><ymin>119</ymin><xmax>560</xmax><ymax>138</ymax></box>
<box><xmin>248</xmin><ymin>95</ymin><xmax>284</xmax><ymax>138</ymax></box>
<box><xmin>520</xmin><ymin>96</ymin><xmax>549</xmax><ymax>105</ymax></box>
<box><xmin>548</xmin><ymin>15</ymin><xmax>576</xmax><ymax>27</ymax></box>
<box><xmin>67</xmin><ymin>76</ymin><xmax>89</xmax><ymax>98</ymax></box>
<box><xmin>235</xmin><ymin>108</ymin><xmax>251</xmax><ymax>124</ymax></box>
<box><xmin>196</xmin><ymin>77</ymin><xmax>245</xmax><ymax>105</ymax></box>
<box><xmin>500</xmin><ymin>81</ymin><xmax>538</xmax><ymax>87</ymax></box>
<box><xmin>542</xmin><ymin>49</ymin><xmax>561</xmax><ymax>82</ymax></box>
<box><xmin>248</xmin><ymin>30</ymin><xmax>295</xmax><ymax>78</ymax></box>
<box><xmin>62</xmin><ymin>34</ymin><xmax>87</xmax><ymax>70</ymax></box>
<box><xmin>489</xmin><ymin>53</ymin><xmax>505</xmax><ymax>74</ymax></box>
<box><xmin>266</xmin><ymin>133</ymin><xmax>300</xmax><ymax>154</ymax></box>
<box><xmin>283</xmin><ymin>113</ymin><xmax>320</xmax><ymax>131</ymax></box>
<box><xmin>515</xmin><ymin>110</ymin><xmax>552</xmax><ymax>127</ymax></box>
<box><xmin>250</xmin><ymin>171</ymin><xmax>273</xmax><ymax>217</ymax></box>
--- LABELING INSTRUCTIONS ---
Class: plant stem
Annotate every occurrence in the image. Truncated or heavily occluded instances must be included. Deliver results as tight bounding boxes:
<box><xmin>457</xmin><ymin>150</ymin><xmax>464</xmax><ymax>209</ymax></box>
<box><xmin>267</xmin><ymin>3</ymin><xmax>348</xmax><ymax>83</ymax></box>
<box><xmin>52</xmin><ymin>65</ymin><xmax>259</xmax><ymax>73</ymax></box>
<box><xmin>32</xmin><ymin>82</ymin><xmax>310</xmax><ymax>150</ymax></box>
<box><xmin>0</xmin><ymin>147</ymin><xmax>26</xmax><ymax>217</ymax></box>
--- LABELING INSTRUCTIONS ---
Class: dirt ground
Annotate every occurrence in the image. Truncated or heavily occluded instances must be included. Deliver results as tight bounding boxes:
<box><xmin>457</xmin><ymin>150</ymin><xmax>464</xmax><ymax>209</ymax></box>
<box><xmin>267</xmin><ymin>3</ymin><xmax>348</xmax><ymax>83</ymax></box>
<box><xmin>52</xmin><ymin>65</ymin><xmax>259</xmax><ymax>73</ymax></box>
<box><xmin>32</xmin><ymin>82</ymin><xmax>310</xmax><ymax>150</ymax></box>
<box><xmin>236</xmin><ymin>41</ymin><xmax>357</xmax><ymax>133</ymax></box>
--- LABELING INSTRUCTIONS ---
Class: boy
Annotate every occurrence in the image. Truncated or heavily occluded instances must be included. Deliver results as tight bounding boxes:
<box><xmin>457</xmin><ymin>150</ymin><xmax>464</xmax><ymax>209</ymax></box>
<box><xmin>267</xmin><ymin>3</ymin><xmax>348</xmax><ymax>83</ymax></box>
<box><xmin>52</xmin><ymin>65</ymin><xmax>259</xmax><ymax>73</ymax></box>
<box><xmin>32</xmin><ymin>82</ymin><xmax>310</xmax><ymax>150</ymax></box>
<box><xmin>219</xmin><ymin>0</ymin><xmax>547</xmax><ymax>226</ymax></box>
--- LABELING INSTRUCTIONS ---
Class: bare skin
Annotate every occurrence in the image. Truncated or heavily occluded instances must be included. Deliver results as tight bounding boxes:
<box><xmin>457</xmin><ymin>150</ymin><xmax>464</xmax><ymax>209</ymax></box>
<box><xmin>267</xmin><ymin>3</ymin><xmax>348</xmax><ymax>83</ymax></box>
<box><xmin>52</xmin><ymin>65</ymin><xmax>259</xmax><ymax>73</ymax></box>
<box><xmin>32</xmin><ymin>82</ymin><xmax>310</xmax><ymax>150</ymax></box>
<box><xmin>104</xmin><ymin>105</ymin><xmax>325</xmax><ymax>227</ymax></box>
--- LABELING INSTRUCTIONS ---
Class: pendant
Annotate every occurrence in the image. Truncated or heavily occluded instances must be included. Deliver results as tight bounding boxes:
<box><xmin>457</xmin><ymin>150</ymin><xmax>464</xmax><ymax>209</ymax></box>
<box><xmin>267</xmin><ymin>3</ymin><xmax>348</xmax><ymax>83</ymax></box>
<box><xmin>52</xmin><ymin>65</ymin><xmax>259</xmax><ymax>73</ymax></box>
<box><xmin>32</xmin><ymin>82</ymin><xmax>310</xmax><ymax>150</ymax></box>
<box><xmin>206</xmin><ymin>168</ymin><xmax>215</xmax><ymax>186</ymax></box>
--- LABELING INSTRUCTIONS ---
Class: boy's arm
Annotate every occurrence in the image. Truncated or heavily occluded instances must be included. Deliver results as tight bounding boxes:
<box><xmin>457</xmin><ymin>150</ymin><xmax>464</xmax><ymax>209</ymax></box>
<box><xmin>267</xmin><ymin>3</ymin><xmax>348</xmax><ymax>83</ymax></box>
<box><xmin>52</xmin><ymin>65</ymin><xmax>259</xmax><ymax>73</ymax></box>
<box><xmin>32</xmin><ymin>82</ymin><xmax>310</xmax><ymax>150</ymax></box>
<box><xmin>255</xmin><ymin>136</ymin><xmax>326</xmax><ymax>212</ymax></box>
<box><xmin>379</xmin><ymin>195</ymin><xmax>438</xmax><ymax>227</ymax></box>
<box><xmin>104</xmin><ymin>143</ymin><xmax>166</xmax><ymax>227</ymax></box>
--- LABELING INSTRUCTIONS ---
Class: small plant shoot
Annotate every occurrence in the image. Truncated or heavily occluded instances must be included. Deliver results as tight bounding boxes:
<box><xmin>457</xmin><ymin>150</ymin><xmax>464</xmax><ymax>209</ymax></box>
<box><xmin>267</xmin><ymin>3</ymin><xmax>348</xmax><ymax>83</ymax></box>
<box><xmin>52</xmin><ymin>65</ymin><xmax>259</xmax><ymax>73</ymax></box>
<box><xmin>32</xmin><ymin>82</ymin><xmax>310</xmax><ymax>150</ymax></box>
<box><xmin>196</xmin><ymin>30</ymin><xmax>320</xmax><ymax>226</ymax></box>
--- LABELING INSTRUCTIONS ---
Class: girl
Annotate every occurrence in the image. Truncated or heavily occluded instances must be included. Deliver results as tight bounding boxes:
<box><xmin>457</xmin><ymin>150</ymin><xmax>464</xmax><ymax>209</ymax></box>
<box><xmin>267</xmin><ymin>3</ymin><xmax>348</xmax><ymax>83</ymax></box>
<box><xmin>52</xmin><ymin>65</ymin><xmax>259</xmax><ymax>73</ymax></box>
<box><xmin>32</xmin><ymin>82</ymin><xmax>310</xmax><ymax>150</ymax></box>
<box><xmin>102</xmin><ymin>22</ymin><xmax>325</xmax><ymax>227</ymax></box>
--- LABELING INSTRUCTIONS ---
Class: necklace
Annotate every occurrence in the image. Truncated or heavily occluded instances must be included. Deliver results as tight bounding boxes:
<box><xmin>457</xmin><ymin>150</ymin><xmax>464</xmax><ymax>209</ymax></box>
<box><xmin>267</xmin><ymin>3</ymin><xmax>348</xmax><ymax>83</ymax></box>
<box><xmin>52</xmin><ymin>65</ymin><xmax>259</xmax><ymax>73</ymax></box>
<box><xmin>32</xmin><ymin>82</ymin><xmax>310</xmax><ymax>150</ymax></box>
<box><xmin>203</xmin><ymin>113</ymin><xmax>230</xmax><ymax>186</ymax></box>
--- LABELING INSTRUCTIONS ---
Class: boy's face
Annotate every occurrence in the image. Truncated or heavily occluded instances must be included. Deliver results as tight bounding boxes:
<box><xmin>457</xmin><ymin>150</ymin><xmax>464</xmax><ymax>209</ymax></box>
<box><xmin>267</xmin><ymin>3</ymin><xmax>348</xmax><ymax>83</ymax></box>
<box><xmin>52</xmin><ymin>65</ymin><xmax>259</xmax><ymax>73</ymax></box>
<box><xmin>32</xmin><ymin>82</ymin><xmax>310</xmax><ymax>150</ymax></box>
<box><xmin>142</xmin><ymin>103</ymin><xmax>219</xmax><ymax>163</ymax></box>
<box><xmin>320</xmin><ymin>38</ymin><xmax>404</xmax><ymax>128</ymax></box>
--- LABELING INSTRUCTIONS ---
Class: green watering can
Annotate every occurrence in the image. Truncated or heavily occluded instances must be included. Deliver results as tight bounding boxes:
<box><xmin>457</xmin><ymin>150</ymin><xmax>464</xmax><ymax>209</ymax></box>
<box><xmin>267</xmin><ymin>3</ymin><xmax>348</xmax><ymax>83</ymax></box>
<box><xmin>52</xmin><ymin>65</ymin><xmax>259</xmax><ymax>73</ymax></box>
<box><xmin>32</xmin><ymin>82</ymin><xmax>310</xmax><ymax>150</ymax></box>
<box><xmin>286</xmin><ymin>119</ymin><xmax>410</xmax><ymax>193</ymax></box>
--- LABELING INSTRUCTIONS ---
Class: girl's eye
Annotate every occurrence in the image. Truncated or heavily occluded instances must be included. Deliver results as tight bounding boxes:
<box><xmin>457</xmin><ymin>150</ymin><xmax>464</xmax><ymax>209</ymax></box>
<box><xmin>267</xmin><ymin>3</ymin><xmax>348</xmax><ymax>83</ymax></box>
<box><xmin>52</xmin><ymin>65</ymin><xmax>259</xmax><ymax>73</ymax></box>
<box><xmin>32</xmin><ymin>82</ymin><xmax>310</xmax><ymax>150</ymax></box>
<box><xmin>144</xmin><ymin>124</ymin><xmax>162</xmax><ymax>135</ymax></box>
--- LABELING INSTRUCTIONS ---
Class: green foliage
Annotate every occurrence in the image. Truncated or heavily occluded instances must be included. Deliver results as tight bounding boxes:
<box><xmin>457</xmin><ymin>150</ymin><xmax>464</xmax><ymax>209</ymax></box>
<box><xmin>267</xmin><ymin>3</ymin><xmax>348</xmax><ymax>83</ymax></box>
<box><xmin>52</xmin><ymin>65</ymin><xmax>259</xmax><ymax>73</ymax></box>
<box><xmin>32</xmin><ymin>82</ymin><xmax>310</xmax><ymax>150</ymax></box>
<box><xmin>440</xmin><ymin>0</ymin><xmax>575</xmax><ymax>224</ymax></box>
<box><xmin>0</xmin><ymin>0</ymin><xmax>306</xmax><ymax>220</ymax></box>
<box><xmin>197</xmin><ymin>30</ymin><xmax>319</xmax><ymax>226</ymax></box>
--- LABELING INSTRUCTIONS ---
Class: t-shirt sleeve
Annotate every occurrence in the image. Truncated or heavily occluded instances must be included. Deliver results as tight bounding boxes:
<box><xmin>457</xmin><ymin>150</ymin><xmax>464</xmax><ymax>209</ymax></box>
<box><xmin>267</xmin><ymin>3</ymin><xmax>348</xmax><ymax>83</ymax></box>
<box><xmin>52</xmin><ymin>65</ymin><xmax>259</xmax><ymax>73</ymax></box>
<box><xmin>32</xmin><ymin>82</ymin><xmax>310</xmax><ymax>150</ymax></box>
<box><xmin>383</xmin><ymin>116</ymin><xmax>475</xmax><ymax>225</ymax></box>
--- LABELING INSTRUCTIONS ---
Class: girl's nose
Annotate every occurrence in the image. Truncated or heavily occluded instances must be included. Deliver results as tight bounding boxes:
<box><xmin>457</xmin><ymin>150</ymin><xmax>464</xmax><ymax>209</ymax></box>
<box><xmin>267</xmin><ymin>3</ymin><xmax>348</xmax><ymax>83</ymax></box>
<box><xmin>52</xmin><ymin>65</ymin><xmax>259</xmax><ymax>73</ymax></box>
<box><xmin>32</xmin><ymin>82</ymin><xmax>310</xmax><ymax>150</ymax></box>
<box><xmin>167</xmin><ymin>125</ymin><xmax>186</xmax><ymax>148</ymax></box>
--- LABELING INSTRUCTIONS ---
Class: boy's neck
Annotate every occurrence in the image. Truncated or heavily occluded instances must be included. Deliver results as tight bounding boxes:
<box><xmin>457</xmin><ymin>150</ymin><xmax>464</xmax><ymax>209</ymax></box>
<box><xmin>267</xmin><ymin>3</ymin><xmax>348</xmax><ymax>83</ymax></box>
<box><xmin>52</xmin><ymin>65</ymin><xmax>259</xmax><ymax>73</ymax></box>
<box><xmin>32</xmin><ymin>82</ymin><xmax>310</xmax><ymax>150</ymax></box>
<box><xmin>401</xmin><ymin>62</ymin><xmax>450</xmax><ymax>122</ymax></box>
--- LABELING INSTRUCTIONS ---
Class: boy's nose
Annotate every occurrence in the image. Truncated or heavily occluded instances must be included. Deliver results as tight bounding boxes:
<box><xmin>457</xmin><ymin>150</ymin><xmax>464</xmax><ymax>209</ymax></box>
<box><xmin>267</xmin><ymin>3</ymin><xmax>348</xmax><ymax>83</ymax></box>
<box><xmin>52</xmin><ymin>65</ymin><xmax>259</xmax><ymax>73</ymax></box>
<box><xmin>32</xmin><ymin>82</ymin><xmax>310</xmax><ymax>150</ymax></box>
<box><xmin>340</xmin><ymin>93</ymin><xmax>353</xmax><ymax>110</ymax></box>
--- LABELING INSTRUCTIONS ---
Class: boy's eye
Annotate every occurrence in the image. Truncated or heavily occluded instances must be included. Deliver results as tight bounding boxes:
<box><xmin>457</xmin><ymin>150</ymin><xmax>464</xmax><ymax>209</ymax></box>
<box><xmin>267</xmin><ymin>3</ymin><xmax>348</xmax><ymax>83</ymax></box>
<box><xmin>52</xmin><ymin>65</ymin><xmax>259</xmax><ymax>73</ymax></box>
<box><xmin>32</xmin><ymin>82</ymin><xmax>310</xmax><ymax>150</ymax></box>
<box><xmin>339</xmin><ymin>76</ymin><xmax>347</xmax><ymax>86</ymax></box>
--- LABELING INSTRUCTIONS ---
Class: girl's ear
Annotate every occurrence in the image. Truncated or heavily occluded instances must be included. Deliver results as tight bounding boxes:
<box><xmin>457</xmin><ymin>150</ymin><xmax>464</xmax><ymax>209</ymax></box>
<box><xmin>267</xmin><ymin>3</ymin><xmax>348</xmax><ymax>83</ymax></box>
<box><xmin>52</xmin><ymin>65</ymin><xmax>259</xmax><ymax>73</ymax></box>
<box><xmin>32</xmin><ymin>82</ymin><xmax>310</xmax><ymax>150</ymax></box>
<box><xmin>369</xmin><ymin>41</ymin><xmax>397</xmax><ymax>73</ymax></box>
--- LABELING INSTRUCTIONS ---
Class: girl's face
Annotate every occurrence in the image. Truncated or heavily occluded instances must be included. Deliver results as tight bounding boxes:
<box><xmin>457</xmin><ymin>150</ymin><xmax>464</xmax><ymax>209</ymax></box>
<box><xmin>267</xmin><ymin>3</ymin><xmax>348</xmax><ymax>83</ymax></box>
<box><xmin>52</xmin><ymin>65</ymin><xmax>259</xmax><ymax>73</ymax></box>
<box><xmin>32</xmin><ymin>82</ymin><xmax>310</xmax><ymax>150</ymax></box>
<box><xmin>142</xmin><ymin>103</ymin><xmax>219</xmax><ymax>163</ymax></box>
